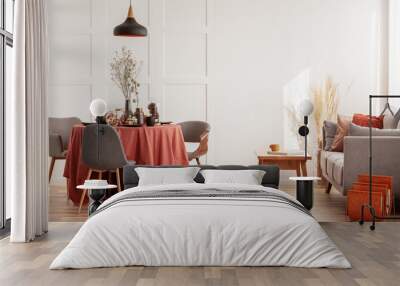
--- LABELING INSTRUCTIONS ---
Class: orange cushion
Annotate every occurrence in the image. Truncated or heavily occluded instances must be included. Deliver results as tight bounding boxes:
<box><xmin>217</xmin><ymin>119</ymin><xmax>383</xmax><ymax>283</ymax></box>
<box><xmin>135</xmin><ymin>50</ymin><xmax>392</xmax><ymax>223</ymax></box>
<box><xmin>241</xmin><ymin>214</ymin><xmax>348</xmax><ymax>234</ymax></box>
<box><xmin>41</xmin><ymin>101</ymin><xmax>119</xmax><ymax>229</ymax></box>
<box><xmin>352</xmin><ymin>113</ymin><xmax>383</xmax><ymax>129</ymax></box>
<box><xmin>330</xmin><ymin>115</ymin><xmax>351</xmax><ymax>152</ymax></box>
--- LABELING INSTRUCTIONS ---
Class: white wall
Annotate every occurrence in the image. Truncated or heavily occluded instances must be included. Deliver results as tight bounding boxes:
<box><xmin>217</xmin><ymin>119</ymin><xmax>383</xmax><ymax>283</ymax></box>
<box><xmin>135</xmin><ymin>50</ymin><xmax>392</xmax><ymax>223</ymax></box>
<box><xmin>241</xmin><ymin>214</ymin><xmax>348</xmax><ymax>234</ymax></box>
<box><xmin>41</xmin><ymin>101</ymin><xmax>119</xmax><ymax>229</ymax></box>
<box><xmin>47</xmin><ymin>0</ymin><xmax>388</xmax><ymax>184</ymax></box>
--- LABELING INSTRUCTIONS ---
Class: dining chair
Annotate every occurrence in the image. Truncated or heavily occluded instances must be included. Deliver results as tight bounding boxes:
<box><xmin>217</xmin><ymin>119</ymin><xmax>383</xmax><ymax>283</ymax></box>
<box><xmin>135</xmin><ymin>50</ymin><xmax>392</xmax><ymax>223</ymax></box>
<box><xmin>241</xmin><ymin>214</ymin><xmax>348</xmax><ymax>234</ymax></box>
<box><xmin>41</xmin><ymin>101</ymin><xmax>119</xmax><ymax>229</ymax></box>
<box><xmin>79</xmin><ymin>124</ymin><xmax>134</xmax><ymax>213</ymax></box>
<box><xmin>177</xmin><ymin>121</ymin><xmax>211</xmax><ymax>165</ymax></box>
<box><xmin>49</xmin><ymin>117</ymin><xmax>81</xmax><ymax>183</ymax></box>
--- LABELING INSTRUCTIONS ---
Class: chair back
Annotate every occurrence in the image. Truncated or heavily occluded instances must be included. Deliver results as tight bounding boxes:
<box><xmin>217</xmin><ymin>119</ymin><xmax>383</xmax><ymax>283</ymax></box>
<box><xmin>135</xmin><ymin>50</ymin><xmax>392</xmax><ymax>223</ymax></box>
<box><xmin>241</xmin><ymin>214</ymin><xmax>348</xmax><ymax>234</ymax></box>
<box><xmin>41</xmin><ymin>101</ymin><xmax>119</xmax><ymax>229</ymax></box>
<box><xmin>82</xmin><ymin>124</ymin><xmax>128</xmax><ymax>170</ymax></box>
<box><xmin>49</xmin><ymin>117</ymin><xmax>81</xmax><ymax>150</ymax></box>
<box><xmin>178</xmin><ymin>121</ymin><xmax>211</xmax><ymax>143</ymax></box>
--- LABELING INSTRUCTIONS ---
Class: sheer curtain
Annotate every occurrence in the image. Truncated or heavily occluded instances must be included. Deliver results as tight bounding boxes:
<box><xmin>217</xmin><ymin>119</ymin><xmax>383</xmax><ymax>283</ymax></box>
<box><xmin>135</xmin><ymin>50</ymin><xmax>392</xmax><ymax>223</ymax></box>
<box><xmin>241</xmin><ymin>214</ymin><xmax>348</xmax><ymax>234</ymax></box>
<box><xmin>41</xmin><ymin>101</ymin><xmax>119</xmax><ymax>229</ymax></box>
<box><xmin>10</xmin><ymin>0</ymin><xmax>49</xmax><ymax>242</ymax></box>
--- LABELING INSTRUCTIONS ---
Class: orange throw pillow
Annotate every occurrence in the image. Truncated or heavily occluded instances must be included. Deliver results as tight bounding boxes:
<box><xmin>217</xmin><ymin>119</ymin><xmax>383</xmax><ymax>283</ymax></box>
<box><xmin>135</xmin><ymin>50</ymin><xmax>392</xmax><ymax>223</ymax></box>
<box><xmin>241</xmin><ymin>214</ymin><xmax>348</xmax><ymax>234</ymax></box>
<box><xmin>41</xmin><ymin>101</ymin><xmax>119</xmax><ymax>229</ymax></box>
<box><xmin>352</xmin><ymin>113</ymin><xmax>383</xmax><ymax>129</ymax></box>
<box><xmin>330</xmin><ymin>115</ymin><xmax>351</xmax><ymax>152</ymax></box>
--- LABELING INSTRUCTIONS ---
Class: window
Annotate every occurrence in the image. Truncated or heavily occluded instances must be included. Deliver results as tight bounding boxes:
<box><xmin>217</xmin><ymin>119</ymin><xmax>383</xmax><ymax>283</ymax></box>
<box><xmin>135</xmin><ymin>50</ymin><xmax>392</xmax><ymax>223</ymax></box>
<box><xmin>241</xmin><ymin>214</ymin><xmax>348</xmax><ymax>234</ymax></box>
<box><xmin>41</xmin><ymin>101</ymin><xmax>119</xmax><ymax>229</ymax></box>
<box><xmin>0</xmin><ymin>0</ymin><xmax>14</xmax><ymax>233</ymax></box>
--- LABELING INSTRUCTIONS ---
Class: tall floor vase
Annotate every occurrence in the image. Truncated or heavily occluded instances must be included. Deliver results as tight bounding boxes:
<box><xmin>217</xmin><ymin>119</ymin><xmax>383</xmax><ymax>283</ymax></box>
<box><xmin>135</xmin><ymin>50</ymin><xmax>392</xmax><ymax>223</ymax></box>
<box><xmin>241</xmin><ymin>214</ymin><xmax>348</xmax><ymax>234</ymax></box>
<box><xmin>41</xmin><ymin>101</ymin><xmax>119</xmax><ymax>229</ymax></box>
<box><xmin>10</xmin><ymin>0</ymin><xmax>49</xmax><ymax>242</ymax></box>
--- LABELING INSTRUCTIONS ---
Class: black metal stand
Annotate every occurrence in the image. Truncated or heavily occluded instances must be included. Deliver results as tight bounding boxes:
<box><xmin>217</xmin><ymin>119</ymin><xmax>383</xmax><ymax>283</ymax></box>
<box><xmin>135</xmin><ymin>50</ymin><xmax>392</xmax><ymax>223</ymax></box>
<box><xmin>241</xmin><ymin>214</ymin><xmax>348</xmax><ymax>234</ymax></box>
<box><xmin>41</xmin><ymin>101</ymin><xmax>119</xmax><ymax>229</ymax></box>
<box><xmin>359</xmin><ymin>95</ymin><xmax>400</xmax><ymax>231</ymax></box>
<box><xmin>88</xmin><ymin>189</ymin><xmax>107</xmax><ymax>216</ymax></box>
<box><xmin>296</xmin><ymin>180</ymin><xmax>314</xmax><ymax>210</ymax></box>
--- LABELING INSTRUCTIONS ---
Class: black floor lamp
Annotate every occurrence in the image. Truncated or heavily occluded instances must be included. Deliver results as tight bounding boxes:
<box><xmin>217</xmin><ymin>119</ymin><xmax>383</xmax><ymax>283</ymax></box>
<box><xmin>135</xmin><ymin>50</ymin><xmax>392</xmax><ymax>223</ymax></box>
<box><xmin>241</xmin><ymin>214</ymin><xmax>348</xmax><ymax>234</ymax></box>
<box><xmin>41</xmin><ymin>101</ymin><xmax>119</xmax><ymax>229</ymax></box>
<box><xmin>359</xmin><ymin>95</ymin><xmax>400</xmax><ymax>230</ymax></box>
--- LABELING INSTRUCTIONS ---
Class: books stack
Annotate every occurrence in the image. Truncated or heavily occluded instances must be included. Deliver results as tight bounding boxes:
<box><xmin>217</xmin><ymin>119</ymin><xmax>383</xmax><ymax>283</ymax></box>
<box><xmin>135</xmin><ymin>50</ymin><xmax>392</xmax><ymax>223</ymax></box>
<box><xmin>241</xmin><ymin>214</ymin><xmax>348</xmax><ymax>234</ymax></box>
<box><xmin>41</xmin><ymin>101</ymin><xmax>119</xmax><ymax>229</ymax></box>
<box><xmin>267</xmin><ymin>150</ymin><xmax>304</xmax><ymax>156</ymax></box>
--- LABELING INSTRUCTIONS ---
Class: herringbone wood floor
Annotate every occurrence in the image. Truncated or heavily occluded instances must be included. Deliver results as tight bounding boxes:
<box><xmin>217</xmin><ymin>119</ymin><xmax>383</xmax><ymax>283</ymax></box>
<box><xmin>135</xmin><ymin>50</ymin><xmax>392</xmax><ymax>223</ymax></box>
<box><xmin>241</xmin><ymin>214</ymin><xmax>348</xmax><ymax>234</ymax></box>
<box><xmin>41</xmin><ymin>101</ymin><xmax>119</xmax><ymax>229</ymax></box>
<box><xmin>1</xmin><ymin>184</ymin><xmax>398</xmax><ymax>286</ymax></box>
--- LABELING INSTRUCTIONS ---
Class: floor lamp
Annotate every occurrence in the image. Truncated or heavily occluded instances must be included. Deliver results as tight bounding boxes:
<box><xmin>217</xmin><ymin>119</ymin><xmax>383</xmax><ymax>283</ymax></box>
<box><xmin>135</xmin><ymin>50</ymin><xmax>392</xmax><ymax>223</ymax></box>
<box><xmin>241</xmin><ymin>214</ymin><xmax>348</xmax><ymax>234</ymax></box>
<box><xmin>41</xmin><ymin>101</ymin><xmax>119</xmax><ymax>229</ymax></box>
<box><xmin>359</xmin><ymin>95</ymin><xmax>400</xmax><ymax>230</ymax></box>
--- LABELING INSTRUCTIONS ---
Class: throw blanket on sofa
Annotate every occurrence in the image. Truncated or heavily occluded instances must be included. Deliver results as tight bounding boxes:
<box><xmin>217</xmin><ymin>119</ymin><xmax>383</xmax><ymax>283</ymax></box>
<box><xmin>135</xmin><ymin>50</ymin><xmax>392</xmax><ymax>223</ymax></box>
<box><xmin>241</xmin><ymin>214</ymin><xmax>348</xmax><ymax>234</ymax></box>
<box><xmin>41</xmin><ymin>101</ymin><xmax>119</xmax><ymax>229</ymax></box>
<box><xmin>50</xmin><ymin>183</ymin><xmax>351</xmax><ymax>269</ymax></box>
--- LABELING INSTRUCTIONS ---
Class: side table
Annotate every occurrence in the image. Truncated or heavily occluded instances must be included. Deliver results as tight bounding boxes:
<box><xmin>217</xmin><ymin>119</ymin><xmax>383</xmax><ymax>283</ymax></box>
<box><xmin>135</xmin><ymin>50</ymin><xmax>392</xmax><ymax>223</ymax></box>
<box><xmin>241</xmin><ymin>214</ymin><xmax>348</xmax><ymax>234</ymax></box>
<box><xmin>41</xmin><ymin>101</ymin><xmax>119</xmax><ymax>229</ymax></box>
<box><xmin>77</xmin><ymin>184</ymin><xmax>117</xmax><ymax>215</ymax></box>
<box><xmin>258</xmin><ymin>154</ymin><xmax>312</xmax><ymax>176</ymax></box>
<box><xmin>289</xmin><ymin>177</ymin><xmax>321</xmax><ymax>210</ymax></box>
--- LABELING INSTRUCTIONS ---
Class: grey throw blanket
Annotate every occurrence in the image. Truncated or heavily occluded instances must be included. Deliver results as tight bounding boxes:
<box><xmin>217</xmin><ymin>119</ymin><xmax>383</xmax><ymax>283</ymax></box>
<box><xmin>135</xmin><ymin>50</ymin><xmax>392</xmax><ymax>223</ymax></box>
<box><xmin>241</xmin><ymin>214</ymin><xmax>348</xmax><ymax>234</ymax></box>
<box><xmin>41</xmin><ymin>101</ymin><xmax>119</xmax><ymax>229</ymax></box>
<box><xmin>92</xmin><ymin>189</ymin><xmax>312</xmax><ymax>217</ymax></box>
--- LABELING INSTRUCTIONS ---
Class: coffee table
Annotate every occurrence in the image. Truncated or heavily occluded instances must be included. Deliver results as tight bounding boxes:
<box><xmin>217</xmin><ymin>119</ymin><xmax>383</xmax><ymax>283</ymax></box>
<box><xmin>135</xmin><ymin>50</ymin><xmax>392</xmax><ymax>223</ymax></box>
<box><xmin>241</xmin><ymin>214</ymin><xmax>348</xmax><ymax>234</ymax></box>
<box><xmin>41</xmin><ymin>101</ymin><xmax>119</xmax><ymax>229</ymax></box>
<box><xmin>257</xmin><ymin>154</ymin><xmax>312</xmax><ymax>176</ymax></box>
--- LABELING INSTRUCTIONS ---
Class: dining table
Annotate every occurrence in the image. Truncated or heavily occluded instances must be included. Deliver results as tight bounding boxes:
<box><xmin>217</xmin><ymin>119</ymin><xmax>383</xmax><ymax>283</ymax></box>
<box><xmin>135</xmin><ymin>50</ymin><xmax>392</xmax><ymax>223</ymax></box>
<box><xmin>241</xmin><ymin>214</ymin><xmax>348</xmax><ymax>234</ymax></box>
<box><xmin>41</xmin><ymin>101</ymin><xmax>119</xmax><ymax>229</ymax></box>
<box><xmin>64</xmin><ymin>124</ymin><xmax>189</xmax><ymax>206</ymax></box>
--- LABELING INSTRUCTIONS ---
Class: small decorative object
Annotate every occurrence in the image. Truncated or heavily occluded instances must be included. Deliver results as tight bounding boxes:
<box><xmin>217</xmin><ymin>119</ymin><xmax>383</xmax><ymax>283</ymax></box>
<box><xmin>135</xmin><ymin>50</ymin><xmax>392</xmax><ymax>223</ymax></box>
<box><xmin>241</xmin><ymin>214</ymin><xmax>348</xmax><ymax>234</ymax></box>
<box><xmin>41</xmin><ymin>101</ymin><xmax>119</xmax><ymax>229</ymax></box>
<box><xmin>113</xmin><ymin>0</ymin><xmax>147</xmax><ymax>37</ymax></box>
<box><xmin>269</xmin><ymin>144</ymin><xmax>280</xmax><ymax>152</ymax></box>
<box><xmin>298</xmin><ymin>99</ymin><xmax>314</xmax><ymax>160</ymax></box>
<box><xmin>146</xmin><ymin>116</ymin><xmax>155</xmax><ymax>127</ymax></box>
<box><xmin>134</xmin><ymin>107</ymin><xmax>145</xmax><ymax>126</ymax></box>
<box><xmin>110</xmin><ymin>47</ymin><xmax>143</xmax><ymax>123</ymax></box>
<box><xmin>89</xmin><ymin>99</ymin><xmax>107</xmax><ymax>124</ymax></box>
<box><xmin>148</xmin><ymin>102</ymin><xmax>160</xmax><ymax>123</ymax></box>
<box><xmin>125</xmin><ymin>114</ymin><xmax>137</xmax><ymax>126</ymax></box>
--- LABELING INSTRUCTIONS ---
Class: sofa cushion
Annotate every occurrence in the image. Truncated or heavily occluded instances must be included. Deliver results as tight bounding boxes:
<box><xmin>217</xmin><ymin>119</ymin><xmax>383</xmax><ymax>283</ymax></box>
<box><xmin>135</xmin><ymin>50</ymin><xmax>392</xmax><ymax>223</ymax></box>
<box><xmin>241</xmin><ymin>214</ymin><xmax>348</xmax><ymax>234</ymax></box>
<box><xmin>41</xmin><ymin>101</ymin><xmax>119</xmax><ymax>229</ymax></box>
<box><xmin>349</xmin><ymin>123</ymin><xmax>400</xmax><ymax>136</ymax></box>
<box><xmin>323</xmin><ymin>121</ymin><xmax>337</xmax><ymax>151</ymax></box>
<box><xmin>331</xmin><ymin>115</ymin><xmax>351</xmax><ymax>152</ymax></box>
<box><xmin>325</xmin><ymin>151</ymin><xmax>344</xmax><ymax>187</ymax></box>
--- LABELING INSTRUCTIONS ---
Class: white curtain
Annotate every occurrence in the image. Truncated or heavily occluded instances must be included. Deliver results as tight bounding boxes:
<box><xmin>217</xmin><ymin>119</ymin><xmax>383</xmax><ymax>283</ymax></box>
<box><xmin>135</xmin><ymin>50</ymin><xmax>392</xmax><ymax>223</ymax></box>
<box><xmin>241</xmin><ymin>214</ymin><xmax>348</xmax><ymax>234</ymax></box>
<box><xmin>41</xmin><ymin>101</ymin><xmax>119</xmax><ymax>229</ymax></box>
<box><xmin>10</xmin><ymin>0</ymin><xmax>49</xmax><ymax>242</ymax></box>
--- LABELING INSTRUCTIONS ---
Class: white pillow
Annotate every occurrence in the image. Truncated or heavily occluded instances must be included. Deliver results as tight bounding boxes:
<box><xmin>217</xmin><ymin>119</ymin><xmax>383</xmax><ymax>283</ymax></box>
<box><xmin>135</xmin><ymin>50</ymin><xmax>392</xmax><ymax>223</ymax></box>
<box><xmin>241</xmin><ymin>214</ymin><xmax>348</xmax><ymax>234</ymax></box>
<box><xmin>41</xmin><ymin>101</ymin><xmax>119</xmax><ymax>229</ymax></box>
<box><xmin>135</xmin><ymin>167</ymin><xmax>201</xmax><ymax>186</ymax></box>
<box><xmin>200</xmin><ymin>169</ymin><xmax>266</xmax><ymax>185</ymax></box>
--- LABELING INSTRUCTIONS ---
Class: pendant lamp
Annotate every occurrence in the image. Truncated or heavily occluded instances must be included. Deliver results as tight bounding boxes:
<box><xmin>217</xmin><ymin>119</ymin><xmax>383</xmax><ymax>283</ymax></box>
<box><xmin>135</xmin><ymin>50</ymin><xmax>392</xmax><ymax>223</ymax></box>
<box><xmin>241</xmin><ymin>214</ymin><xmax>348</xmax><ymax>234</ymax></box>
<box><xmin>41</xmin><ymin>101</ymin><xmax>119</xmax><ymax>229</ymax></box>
<box><xmin>113</xmin><ymin>0</ymin><xmax>147</xmax><ymax>37</ymax></box>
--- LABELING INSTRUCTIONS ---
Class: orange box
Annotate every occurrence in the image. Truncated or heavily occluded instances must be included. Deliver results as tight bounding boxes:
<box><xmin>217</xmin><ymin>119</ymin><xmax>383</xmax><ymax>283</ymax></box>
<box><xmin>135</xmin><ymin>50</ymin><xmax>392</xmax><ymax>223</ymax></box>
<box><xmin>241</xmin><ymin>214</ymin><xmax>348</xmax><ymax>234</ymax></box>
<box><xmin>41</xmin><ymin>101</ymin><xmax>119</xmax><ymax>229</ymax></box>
<box><xmin>347</xmin><ymin>190</ymin><xmax>384</xmax><ymax>221</ymax></box>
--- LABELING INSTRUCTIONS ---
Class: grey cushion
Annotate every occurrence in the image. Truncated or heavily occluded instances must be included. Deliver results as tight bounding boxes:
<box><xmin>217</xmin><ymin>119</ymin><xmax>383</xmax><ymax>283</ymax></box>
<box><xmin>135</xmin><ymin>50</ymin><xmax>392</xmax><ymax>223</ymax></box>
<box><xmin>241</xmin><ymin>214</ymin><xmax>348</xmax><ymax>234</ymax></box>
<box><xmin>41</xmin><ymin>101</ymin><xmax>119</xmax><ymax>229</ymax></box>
<box><xmin>123</xmin><ymin>165</ymin><xmax>280</xmax><ymax>190</ymax></box>
<box><xmin>323</xmin><ymin>121</ymin><xmax>337</xmax><ymax>151</ymax></box>
<box><xmin>348</xmin><ymin>123</ymin><xmax>400</xmax><ymax>136</ymax></box>
<box><xmin>393</xmin><ymin>108</ymin><xmax>400</xmax><ymax>129</ymax></box>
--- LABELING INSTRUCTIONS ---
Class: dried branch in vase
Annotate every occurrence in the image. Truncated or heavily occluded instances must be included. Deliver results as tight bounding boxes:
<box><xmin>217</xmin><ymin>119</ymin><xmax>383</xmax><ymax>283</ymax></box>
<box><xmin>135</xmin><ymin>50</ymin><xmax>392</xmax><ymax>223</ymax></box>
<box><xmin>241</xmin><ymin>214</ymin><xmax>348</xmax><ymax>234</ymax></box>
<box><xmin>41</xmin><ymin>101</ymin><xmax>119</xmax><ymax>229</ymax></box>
<box><xmin>110</xmin><ymin>47</ymin><xmax>143</xmax><ymax>104</ymax></box>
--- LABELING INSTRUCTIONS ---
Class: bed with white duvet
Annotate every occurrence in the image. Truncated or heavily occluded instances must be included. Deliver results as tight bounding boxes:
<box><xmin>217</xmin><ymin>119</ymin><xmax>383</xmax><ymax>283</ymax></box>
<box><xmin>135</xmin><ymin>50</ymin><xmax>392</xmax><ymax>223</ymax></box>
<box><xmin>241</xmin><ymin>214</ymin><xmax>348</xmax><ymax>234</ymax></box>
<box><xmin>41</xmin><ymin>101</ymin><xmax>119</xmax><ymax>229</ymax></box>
<box><xmin>50</xmin><ymin>182</ymin><xmax>351</xmax><ymax>269</ymax></box>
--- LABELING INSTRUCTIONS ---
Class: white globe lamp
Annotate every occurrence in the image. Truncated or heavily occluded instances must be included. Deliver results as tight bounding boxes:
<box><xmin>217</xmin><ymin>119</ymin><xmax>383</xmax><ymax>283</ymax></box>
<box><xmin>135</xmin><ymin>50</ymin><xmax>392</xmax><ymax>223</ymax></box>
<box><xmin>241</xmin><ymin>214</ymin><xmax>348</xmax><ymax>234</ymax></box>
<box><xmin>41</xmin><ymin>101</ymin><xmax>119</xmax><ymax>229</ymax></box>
<box><xmin>298</xmin><ymin>99</ymin><xmax>314</xmax><ymax>161</ymax></box>
<box><xmin>89</xmin><ymin>99</ymin><xmax>107</xmax><ymax>123</ymax></box>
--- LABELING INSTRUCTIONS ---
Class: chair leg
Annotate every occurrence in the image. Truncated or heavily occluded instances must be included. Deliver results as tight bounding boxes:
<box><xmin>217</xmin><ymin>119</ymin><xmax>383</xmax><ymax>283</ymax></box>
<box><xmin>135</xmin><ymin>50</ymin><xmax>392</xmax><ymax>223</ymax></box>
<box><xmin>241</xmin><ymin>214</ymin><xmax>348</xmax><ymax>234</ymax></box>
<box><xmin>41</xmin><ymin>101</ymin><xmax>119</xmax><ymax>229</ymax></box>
<box><xmin>116</xmin><ymin>168</ymin><xmax>122</xmax><ymax>192</ymax></box>
<box><xmin>49</xmin><ymin>157</ymin><xmax>56</xmax><ymax>183</ymax></box>
<box><xmin>195</xmin><ymin>157</ymin><xmax>201</xmax><ymax>165</ymax></box>
<box><xmin>326</xmin><ymin>182</ymin><xmax>332</xmax><ymax>194</ymax></box>
<box><xmin>79</xmin><ymin>169</ymin><xmax>92</xmax><ymax>213</ymax></box>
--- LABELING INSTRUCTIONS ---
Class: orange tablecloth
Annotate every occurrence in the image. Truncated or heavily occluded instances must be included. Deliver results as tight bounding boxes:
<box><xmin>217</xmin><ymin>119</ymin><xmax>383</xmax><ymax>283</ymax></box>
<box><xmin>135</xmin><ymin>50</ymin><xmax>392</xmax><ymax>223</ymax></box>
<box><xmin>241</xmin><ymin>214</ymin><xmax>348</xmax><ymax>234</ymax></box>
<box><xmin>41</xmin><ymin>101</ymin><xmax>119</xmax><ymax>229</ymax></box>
<box><xmin>64</xmin><ymin>124</ymin><xmax>189</xmax><ymax>205</ymax></box>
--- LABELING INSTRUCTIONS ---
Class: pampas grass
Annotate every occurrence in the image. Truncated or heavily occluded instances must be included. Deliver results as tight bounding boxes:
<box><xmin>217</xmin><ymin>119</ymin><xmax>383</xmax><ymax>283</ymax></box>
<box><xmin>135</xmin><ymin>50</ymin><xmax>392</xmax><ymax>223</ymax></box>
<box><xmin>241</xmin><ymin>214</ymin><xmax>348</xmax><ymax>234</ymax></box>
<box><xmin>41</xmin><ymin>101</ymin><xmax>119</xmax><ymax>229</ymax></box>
<box><xmin>312</xmin><ymin>77</ymin><xmax>339</xmax><ymax>143</ymax></box>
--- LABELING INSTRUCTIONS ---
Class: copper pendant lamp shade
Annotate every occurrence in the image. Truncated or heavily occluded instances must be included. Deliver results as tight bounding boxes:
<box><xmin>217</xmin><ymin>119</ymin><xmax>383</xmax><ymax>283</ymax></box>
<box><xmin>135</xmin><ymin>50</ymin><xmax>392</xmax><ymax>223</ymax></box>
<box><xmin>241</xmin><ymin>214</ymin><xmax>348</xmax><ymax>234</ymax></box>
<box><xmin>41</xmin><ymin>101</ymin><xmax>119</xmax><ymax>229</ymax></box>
<box><xmin>113</xmin><ymin>1</ymin><xmax>147</xmax><ymax>37</ymax></box>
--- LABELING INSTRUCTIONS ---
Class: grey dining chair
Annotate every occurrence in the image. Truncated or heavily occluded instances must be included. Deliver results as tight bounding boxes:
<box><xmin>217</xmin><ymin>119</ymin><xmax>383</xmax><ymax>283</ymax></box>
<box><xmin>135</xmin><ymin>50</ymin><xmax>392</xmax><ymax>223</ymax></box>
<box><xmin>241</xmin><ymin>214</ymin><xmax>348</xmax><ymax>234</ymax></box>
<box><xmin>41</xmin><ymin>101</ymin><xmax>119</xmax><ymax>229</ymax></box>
<box><xmin>79</xmin><ymin>124</ymin><xmax>134</xmax><ymax>213</ymax></box>
<box><xmin>177</xmin><ymin>121</ymin><xmax>211</xmax><ymax>165</ymax></box>
<box><xmin>49</xmin><ymin>117</ymin><xmax>81</xmax><ymax>183</ymax></box>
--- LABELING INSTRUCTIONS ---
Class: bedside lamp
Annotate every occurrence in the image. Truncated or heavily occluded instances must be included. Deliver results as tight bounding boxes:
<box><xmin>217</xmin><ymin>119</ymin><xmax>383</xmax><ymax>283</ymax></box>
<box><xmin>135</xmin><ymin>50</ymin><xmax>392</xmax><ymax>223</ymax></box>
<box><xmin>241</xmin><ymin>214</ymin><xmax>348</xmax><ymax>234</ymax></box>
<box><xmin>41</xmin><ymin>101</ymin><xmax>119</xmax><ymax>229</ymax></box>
<box><xmin>298</xmin><ymin>99</ymin><xmax>314</xmax><ymax>161</ymax></box>
<box><xmin>90</xmin><ymin>99</ymin><xmax>107</xmax><ymax>124</ymax></box>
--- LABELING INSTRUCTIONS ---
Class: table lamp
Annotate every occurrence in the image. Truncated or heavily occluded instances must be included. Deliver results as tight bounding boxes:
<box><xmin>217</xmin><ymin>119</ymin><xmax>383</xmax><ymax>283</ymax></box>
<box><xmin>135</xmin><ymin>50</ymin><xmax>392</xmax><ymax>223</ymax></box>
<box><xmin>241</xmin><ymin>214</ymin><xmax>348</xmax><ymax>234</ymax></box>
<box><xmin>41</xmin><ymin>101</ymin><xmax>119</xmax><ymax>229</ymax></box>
<box><xmin>298</xmin><ymin>99</ymin><xmax>314</xmax><ymax>161</ymax></box>
<box><xmin>89</xmin><ymin>99</ymin><xmax>107</xmax><ymax>124</ymax></box>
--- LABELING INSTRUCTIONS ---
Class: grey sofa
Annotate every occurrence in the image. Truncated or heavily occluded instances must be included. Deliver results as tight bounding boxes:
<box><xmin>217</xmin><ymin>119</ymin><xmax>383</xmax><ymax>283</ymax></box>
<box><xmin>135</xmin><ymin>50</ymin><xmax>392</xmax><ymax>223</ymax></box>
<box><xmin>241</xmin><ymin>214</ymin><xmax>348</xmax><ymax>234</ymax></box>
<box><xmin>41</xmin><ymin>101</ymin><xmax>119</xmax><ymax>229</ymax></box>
<box><xmin>320</xmin><ymin>134</ymin><xmax>400</xmax><ymax>200</ymax></box>
<box><xmin>123</xmin><ymin>165</ymin><xmax>280</xmax><ymax>190</ymax></box>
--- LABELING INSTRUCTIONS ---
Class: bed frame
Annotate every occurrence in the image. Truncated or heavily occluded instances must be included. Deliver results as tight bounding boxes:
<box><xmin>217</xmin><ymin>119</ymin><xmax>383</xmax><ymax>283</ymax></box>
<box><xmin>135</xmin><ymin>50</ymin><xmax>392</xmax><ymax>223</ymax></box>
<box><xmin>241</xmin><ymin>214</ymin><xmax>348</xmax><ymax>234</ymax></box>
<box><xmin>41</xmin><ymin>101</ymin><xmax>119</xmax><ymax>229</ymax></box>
<box><xmin>123</xmin><ymin>165</ymin><xmax>280</xmax><ymax>190</ymax></box>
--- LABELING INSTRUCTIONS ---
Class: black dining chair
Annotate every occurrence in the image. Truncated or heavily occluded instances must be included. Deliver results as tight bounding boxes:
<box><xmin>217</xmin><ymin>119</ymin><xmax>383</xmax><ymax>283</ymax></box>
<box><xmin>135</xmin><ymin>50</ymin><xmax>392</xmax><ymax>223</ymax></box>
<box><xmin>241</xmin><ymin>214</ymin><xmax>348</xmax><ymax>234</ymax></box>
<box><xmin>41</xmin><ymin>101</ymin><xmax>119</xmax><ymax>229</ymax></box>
<box><xmin>78</xmin><ymin>124</ymin><xmax>134</xmax><ymax>213</ymax></box>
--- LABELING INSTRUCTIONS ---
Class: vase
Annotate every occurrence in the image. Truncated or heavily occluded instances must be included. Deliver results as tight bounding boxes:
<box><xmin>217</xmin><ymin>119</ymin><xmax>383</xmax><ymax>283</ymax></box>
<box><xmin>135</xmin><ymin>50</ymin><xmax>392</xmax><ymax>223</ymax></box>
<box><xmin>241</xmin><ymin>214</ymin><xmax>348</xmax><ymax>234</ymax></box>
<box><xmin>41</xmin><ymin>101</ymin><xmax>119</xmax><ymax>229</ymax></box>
<box><xmin>123</xmin><ymin>99</ymin><xmax>134</xmax><ymax>123</ymax></box>
<box><xmin>134</xmin><ymin>107</ymin><xmax>145</xmax><ymax>126</ymax></box>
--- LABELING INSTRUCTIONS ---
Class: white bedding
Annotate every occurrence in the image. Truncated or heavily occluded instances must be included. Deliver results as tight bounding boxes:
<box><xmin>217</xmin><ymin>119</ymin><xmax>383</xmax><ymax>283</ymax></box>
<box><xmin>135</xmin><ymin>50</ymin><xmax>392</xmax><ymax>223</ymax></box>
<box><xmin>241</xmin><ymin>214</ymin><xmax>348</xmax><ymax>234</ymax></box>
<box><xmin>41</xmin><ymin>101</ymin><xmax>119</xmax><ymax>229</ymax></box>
<box><xmin>50</xmin><ymin>183</ymin><xmax>351</xmax><ymax>269</ymax></box>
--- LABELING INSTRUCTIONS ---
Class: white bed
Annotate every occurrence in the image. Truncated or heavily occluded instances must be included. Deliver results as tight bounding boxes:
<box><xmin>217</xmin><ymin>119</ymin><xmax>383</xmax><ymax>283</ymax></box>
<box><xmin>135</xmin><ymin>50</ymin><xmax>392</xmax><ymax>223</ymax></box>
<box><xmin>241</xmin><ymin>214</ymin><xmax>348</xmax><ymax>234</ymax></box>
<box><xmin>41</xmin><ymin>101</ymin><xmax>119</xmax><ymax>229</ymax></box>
<box><xmin>50</xmin><ymin>183</ymin><xmax>351</xmax><ymax>269</ymax></box>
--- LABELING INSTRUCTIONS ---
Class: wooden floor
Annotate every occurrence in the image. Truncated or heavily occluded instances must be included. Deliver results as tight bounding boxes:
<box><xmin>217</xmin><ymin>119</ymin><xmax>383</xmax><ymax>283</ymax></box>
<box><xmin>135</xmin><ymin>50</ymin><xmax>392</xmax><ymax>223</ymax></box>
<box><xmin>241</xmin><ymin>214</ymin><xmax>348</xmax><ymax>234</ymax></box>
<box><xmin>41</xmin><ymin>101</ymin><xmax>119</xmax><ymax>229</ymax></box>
<box><xmin>3</xmin><ymin>183</ymin><xmax>396</xmax><ymax>286</ymax></box>
<box><xmin>1</xmin><ymin>221</ymin><xmax>400</xmax><ymax>286</ymax></box>
<box><xmin>49</xmin><ymin>183</ymin><xmax>348</xmax><ymax>222</ymax></box>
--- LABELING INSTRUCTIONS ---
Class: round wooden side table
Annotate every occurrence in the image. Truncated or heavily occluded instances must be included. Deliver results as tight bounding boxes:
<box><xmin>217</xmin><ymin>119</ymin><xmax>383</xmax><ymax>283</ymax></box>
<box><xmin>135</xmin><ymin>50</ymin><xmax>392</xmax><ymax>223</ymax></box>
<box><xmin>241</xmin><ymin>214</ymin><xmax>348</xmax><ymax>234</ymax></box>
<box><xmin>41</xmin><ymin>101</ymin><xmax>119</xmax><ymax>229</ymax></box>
<box><xmin>289</xmin><ymin>177</ymin><xmax>321</xmax><ymax>210</ymax></box>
